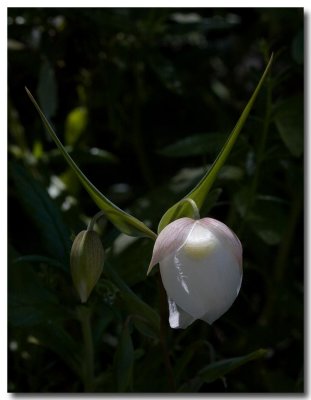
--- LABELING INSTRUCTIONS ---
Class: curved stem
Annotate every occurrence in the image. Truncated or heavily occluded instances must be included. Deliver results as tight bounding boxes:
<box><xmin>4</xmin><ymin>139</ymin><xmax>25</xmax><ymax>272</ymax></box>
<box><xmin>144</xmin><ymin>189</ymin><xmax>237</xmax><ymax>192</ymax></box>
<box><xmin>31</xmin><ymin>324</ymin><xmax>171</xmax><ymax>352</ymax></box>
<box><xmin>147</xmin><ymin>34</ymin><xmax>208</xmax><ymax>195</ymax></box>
<box><xmin>179</xmin><ymin>198</ymin><xmax>200</xmax><ymax>220</ymax></box>
<box><xmin>87</xmin><ymin>210</ymin><xmax>105</xmax><ymax>231</ymax></box>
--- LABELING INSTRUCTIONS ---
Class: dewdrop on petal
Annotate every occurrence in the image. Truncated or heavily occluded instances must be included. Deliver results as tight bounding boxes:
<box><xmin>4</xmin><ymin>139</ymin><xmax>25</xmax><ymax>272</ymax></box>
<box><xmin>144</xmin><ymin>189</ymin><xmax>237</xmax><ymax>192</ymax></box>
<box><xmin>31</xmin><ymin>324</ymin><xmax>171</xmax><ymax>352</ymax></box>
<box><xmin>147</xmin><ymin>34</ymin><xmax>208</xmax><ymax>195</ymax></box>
<box><xmin>70</xmin><ymin>229</ymin><xmax>104</xmax><ymax>303</ymax></box>
<box><xmin>148</xmin><ymin>217</ymin><xmax>243</xmax><ymax>329</ymax></box>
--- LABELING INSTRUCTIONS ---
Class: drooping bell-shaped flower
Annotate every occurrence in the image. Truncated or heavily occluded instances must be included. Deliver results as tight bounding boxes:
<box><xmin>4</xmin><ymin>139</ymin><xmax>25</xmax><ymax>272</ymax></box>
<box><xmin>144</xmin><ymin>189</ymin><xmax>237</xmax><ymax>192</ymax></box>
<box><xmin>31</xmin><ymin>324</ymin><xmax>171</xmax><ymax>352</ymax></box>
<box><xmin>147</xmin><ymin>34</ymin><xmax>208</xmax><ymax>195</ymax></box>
<box><xmin>148</xmin><ymin>217</ymin><xmax>243</xmax><ymax>329</ymax></box>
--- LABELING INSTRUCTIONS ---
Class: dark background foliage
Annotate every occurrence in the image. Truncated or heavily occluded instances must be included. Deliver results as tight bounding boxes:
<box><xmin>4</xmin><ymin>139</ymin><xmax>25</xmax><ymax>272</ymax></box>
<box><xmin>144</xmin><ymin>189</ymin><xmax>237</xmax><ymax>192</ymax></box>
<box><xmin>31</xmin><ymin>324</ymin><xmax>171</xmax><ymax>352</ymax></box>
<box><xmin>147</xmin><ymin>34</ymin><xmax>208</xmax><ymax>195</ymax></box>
<box><xmin>8</xmin><ymin>7</ymin><xmax>303</xmax><ymax>393</ymax></box>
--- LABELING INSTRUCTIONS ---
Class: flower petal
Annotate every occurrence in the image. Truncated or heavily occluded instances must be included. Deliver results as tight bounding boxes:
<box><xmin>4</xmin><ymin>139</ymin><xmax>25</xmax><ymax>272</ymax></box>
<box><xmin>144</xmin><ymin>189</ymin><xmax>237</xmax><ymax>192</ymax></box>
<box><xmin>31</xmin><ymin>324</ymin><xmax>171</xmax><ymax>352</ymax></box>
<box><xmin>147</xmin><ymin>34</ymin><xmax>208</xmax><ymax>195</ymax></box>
<box><xmin>160</xmin><ymin>221</ymin><xmax>242</xmax><ymax>323</ymax></box>
<box><xmin>167</xmin><ymin>297</ymin><xmax>195</xmax><ymax>329</ymax></box>
<box><xmin>199</xmin><ymin>218</ymin><xmax>242</xmax><ymax>269</ymax></box>
<box><xmin>147</xmin><ymin>217</ymin><xmax>194</xmax><ymax>275</ymax></box>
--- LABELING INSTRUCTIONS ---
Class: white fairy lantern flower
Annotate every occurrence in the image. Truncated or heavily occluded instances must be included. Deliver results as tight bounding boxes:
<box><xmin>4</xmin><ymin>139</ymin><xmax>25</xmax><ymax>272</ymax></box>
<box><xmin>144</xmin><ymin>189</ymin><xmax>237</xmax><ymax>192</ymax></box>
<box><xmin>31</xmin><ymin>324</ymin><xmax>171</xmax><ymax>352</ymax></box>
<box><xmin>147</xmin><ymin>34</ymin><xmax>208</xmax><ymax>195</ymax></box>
<box><xmin>148</xmin><ymin>217</ymin><xmax>243</xmax><ymax>329</ymax></box>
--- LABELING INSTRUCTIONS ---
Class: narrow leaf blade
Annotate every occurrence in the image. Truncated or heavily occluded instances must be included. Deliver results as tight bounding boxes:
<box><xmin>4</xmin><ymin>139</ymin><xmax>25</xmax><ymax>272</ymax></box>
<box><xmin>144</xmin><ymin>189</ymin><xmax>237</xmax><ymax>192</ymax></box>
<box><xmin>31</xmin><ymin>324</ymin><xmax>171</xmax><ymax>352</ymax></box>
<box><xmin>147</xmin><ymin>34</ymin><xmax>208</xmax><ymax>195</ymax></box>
<box><xmin>158</xmin><ymin>54</ymin><xmax>274</xmax><ymax>232</ymax></box>
<box><xmin>198</xmin><ymin>348</ymin><xmax>268</xmax><ymax>383</ymax></box>
<box><xmin>25</xmin><ymin>87</ymin><xmax>156</xmax><ymax>240</ymax></box>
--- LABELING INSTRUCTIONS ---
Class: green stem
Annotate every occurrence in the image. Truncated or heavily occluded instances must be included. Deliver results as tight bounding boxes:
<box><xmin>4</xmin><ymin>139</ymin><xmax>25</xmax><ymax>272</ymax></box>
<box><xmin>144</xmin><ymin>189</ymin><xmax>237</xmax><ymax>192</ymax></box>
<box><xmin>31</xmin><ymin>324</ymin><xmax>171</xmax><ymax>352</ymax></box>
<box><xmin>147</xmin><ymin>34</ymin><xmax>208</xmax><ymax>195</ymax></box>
<box><xmin>157</xmin><ymin>275</ymin><xmax>176</xmax><ymax>392</ymax></box>
<box><xmin>179</xmin><ymin>198</ymin><xmax>200</xmax><ymax>220</ymax></box>
<box><xmin>78</xmin><ymin>306</ymin><xmax>94</xmax><ymax>392</ymax></box>
<box><xmin>87</xmin><ymin>210</ymin><xmax>105</xmax><ymax>231</ymax></box>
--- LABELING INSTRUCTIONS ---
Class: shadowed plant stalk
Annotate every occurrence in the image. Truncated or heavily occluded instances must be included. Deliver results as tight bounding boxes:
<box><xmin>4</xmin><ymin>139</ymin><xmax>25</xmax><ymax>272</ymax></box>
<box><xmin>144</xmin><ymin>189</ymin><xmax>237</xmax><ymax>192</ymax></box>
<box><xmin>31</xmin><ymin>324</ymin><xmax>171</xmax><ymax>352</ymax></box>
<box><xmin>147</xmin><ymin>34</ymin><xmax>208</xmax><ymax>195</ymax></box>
<box><xmin>77</xmin><ymin>306</ymin><xmax>94</xmax><ymax>392</ymax></box>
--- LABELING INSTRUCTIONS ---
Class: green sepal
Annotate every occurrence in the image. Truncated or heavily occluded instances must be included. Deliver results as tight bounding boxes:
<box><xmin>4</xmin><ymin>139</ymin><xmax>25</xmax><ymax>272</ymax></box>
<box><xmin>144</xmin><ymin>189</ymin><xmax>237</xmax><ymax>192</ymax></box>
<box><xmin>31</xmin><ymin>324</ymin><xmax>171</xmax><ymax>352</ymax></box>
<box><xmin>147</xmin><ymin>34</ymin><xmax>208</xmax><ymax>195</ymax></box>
<box><xmin>158</xmin><ymin>54</ymin><xmax>274</xmax><ymax>232</ymax></box>
<box><xmin>25</xmin><ymin>88</ymin><xmax>157</xmax><ymax>241</ymax></box>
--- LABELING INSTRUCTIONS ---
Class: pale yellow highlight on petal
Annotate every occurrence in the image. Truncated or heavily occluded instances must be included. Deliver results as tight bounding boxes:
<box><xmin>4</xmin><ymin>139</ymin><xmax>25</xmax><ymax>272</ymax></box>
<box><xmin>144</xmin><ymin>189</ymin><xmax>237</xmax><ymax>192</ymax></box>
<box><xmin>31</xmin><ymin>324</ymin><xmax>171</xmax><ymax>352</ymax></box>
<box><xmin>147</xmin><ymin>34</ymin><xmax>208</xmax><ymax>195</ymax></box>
<box><xmin>182</xmin><ymin>223</ymin><xmax>217</xmax><ymax>260</ymax></box>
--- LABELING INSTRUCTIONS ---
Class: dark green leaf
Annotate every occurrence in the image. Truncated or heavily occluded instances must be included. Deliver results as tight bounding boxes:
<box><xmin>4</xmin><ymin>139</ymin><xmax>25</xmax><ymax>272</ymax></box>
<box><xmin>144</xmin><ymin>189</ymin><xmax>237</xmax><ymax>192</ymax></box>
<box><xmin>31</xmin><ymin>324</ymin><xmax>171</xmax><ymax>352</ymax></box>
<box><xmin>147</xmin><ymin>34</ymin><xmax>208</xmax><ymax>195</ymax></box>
<box><xmin>198</xmin><ymin>348</ymin><xmax>268</xmax><ymax>383</ymax></box>
<box><xmin>8</xmin><ymin>247</ymin><xmax>72</xmax><ymax>327</ymax></box>
<box><xmin>274</xmin><ymin>96</ymin><xmax>303</xmax><ymax>157</ymax></box>
<box><xmin>9</xmin><ymin>161</ymin><xmax>71</xmax><ymax>265</ymax></box>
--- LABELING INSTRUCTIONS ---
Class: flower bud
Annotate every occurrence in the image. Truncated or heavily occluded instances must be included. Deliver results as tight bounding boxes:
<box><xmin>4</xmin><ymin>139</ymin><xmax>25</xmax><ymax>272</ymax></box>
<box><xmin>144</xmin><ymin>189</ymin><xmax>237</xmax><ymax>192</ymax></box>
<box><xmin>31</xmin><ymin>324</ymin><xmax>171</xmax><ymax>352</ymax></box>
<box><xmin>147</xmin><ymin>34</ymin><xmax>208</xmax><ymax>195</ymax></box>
<box><xmin>70</xmin><ymin>229</ymin><xmax>104</xmax><ymax>303</ymax></box>
<box><xmin>148</xmin><ymin>217</ymin><xmax>242</xmax><ymax>329</ymax></box>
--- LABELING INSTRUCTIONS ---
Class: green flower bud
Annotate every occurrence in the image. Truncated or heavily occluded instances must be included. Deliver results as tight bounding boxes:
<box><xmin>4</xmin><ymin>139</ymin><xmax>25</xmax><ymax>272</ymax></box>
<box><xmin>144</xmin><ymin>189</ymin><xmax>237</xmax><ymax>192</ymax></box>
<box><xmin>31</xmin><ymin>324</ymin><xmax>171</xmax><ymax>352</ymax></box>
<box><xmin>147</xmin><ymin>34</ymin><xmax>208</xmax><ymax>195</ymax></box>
<box><xmin>70</xmin><ymin>229</ymin><xmax>104</xmax><ymax>303</ymax></box>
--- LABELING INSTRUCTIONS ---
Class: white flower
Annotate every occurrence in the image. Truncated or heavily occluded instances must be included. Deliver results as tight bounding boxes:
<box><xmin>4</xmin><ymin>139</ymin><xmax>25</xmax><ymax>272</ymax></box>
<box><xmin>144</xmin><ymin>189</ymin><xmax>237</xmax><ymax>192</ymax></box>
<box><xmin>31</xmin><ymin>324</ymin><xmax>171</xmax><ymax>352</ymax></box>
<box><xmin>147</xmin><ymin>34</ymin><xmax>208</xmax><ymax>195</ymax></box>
<box><xmin>148</xmin><ymin>217</ymin><xmax>243</xmax><ymax>329</ymax></box>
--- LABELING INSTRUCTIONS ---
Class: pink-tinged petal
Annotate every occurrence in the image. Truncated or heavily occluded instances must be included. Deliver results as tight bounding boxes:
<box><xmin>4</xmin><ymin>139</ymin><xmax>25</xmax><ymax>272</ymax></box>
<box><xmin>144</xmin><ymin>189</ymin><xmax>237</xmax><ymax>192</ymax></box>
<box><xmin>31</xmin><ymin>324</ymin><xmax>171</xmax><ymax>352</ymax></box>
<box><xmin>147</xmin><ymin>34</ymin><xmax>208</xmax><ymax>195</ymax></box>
<box><xmin>158</xmin><ymin>220</ymin><xmax>243</xmax><ymax>326</ymax></box>
<box><xmin>147</xmin><ymin>217</ymin><xmax>195</xmax><ymax>275</ymax></box>
<box><xmin>199</xmin><ymin>218</ymin><xmax>242</xmax><ymax>270</ymax></box>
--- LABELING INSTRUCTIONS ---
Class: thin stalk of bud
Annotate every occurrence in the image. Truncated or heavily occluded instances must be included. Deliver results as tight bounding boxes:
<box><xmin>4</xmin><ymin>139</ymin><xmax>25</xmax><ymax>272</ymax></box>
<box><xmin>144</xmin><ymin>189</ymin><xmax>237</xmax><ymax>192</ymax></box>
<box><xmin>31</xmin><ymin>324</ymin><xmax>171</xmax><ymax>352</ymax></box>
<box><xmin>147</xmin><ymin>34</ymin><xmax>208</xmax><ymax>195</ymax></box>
<box><xmin>87</xmin><ymin>210</ymin><xmax>106</xmax><ymax>231</ymax></box>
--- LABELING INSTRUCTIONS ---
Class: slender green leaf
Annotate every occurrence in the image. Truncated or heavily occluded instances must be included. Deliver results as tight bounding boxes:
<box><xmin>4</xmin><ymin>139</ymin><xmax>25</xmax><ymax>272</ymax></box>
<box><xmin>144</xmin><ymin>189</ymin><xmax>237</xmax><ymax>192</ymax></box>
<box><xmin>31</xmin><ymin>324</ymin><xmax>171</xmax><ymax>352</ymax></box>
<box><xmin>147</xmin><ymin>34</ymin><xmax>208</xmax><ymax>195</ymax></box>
<box><xmin>198</xmin><ymin>348</ymin><xmax>268</xmax><ymax>383</ymax></box>
<box><xmin>158</xmin><ymin>54</ymin><xmax>274</xmax><ymax>232</ymax></box>
<box><xmin>25</xmin><ymin>87</ymin><xmax>157</xmax><ymax>241</ymax></box>
<box><xmin>114</xmin><ymin>322</ymin><xmax>134</xmax><ymax>392</ymax></box>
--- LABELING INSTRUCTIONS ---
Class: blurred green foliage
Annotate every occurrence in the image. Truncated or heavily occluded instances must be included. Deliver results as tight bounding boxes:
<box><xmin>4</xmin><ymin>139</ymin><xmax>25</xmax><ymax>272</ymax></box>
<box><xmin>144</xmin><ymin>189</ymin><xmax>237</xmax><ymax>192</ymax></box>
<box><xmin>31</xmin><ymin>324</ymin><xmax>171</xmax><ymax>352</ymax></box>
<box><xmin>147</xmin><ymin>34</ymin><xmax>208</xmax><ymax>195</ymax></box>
<box><xmin>8</xmin><ymin>8</ymin><xmax>303</xmax><ymax>393</ymax></box>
